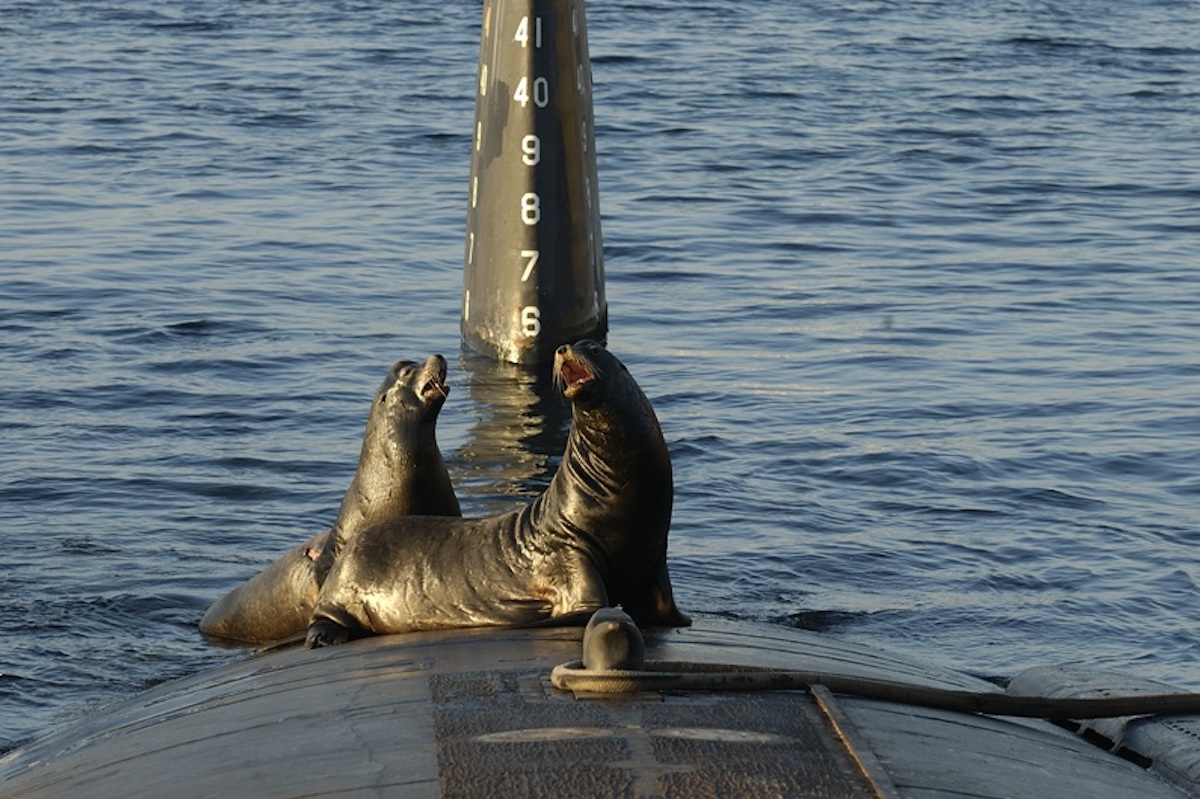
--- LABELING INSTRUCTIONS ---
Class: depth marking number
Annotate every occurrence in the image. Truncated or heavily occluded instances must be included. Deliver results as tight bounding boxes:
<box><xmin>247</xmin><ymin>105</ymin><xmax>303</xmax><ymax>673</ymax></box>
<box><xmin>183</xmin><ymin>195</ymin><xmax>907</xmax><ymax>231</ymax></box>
<box><xmin>514</xmin><ymin>76</ymin><xmax>549</xmax><ymax>109</ymax></box>
<box><xmin>520</xmin><ymin>192</ymin><xmax>541</xmax><ymax>225</ymax></box>
<box><xmin>521</xmin><ymin>306</ymin><xmax>541</xmax><ymax>336</ymax></box>
<box><xmin>521</xmin><ymin>134</ymin><xmax>541</xmax><ymax>166</ymax></box>
<box><xmin>514</xmin><ymin>16</ymin><xmax>542</xmax><ymax>48</ymax></box>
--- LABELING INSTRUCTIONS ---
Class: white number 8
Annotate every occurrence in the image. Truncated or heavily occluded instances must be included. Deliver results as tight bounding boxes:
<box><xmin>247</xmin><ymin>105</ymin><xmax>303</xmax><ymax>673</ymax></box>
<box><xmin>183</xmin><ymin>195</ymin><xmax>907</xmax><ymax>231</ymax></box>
<box><xmin>520</xmin><ymin>192</ymin><xmax>541</xmax><ymax>226</ymax></box>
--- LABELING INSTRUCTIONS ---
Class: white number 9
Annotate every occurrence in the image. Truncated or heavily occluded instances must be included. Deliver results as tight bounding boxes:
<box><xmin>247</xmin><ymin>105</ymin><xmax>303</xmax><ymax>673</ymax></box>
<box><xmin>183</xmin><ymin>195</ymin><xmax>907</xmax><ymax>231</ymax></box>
<box><xmin>521</xmin><ymin>135</ymin><xmax>541</xmax><ymax>166</ymax></box>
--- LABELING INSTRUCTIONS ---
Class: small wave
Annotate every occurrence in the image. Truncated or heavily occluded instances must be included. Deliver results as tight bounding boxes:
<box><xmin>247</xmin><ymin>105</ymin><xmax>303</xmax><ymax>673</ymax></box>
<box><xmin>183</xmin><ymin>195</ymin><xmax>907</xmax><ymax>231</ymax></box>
<box><xmin>779</xmin><ymin>608</ymin><xmax>875</xmax><ymax>632</ymax></box>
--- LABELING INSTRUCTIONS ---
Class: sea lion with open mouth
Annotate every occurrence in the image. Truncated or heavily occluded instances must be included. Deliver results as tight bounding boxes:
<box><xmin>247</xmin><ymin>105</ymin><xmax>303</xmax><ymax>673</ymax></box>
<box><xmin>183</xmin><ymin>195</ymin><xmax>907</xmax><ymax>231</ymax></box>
<box><xmin>200</xmin><ymin>355</ymin><xmax>461</xmax><ymax>645</ymax></box>
<box><xmin>306</xmin><ymin>339</ymin><xmax>688</xmax><ymax>647</ymax></box>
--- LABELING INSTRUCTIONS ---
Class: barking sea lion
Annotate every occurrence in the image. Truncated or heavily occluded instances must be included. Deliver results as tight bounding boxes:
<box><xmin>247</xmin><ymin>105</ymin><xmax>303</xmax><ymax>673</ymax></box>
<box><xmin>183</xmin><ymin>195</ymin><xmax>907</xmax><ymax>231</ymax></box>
<box><xmin>306</xmin><ymin>340</ymin><xmax>688</xmax><ymax>647</ymax></box>
<box><xmin>200</xmin><ymin>355</ymin><xmax>461</xmax><ymax>644</ymax></box>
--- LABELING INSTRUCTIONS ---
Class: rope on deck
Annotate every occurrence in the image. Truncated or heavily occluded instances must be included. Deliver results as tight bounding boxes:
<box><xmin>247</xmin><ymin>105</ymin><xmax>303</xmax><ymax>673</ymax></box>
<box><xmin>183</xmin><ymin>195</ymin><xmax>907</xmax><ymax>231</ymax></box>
<box><xmin>551</xmin><ymin>660</ymin><xmax>1200</xmax><ymax>719</ymax></box>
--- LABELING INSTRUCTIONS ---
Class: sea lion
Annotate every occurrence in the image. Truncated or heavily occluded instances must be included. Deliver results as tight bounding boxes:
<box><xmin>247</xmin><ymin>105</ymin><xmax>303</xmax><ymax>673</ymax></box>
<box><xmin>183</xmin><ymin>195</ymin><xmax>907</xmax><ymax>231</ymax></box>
<box><xmin>199</xmin><ymin>355</ymin><xmax>462</xmax><ymax>644</ymax></box>
<box><xmin>305</xmin><ymin>339</ymin><xmax>689</xmax><ymax>647</ymax></box>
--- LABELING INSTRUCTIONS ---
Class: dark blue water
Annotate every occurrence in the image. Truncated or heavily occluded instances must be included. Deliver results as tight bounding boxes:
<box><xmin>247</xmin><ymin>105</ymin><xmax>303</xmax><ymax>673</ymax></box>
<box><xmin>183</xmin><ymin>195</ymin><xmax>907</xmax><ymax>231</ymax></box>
<box><xmin>3</xmin><ymin>0</ymin><xmax>1199</xmax><ymax>754</ymax></box>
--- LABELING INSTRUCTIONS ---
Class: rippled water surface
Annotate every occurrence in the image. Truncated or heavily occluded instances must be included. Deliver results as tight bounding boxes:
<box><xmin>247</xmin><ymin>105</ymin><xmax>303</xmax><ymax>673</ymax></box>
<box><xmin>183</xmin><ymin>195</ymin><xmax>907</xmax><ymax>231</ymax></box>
<box><xmin>3</xmin><ymin>0</ymin><xmax>1199</xmax><ymax>753</ymax></box>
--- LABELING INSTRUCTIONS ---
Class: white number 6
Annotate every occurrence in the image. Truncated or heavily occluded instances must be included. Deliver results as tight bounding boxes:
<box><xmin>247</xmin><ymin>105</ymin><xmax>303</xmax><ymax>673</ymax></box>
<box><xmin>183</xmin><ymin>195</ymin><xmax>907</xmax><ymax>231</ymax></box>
<box><xmin>521</xmin><ymin>306</ymin><xmax>541</xmax><ymax>337</ymax></box>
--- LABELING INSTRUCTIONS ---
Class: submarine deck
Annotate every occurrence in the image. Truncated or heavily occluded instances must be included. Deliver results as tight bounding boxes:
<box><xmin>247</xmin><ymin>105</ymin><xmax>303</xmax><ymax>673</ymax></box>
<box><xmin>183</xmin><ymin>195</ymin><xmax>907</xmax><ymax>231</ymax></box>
<box><xmin>0</xmin><ymin>619</ymin><xmax>1192</xmax><ymax>799</ymax></box>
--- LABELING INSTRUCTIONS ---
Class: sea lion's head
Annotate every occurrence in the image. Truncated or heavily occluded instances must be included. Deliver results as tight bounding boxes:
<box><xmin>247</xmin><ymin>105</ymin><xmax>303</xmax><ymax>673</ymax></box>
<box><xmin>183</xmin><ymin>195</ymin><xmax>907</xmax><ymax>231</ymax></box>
<box><xmin>554</xmin><ymin>339</ymin><xmax>615</xmax><ymax>406</ymax></box>
<box><xmin>380</xmin><ymin>354</ymin><xmax>449</xmax><ymax>424</ymax></box>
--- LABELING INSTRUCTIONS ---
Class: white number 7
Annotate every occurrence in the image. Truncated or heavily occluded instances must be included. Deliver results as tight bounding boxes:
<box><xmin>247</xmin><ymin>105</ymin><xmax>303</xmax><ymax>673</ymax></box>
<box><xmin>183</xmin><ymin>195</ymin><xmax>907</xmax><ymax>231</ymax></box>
<box><xmin>520</xmin><ymin>249</ymin><xmax>539</xmax><ymax>281</ymax></box>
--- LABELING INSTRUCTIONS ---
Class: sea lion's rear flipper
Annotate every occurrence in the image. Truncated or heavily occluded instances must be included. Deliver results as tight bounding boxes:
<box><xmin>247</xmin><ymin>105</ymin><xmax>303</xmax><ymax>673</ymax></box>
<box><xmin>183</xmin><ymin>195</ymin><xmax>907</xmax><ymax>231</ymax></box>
<box><xmin>200</xmin><ymin>539</ymin><xmax>324</xmax><ymax>644</ymax></box>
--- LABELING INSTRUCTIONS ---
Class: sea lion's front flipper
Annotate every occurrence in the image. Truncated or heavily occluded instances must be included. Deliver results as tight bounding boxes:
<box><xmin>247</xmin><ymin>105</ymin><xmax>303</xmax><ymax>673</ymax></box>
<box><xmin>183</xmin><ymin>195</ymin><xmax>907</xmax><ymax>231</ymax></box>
<box><xmin>549</xmin><ymin>553</ymin><xmax>609</xmax><ymax>620</ymax></box>
<box><xmin>639</xmin><ymin>557</ymin><xmax>691</xmax><ymax>627</ymax></box>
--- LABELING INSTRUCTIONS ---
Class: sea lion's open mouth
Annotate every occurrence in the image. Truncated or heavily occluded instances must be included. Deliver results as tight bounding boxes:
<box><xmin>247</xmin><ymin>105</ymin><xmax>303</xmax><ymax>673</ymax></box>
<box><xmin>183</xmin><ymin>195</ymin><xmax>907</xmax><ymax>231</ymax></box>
<box><xmin>420</xmin><ymin>356</ymin><xmax>449</xmax><ymax>400</ymax></box>
<box><xmin>560</xmin><ymin>360</ymin><xmax>592</xmax><ymax>389</ymax></box>
<box><xmin>422</xmin><ymin>378</ymin><xmax>448</xmax><ymax>399</ymax></box>
<box><xmin>555</xmin><ymin>348</ymin><xmax>597</xmax><ymax>398</ymax></box>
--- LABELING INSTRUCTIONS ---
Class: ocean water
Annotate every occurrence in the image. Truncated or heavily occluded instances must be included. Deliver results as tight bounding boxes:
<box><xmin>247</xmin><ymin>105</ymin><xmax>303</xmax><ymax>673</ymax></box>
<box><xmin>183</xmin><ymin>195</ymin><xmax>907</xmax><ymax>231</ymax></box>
<box><xmin>2</xmin><ymin>0</ymin><xmax>1199</xmax><ymax>755</ymax></box>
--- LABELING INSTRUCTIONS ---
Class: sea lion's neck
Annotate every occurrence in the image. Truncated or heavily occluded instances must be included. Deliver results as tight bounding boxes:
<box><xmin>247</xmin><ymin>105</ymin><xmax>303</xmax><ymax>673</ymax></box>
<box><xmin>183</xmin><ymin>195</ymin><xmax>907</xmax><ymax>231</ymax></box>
<box><xmin>529</xmin><ymin>398</ymin><xmax>660</xmax><ymax>543</ymax></box>
<box><xmin>341</xmin><ymin>424</ymin><xmax>431</xmax><ymax>518</ymax></box>
<box><xmin>324</xmin><ymin>422</ymin><xmax>427</xmax><ymax>552</ymax></box>
<box><xmin>408</xmin><ymin>433</ymin><xmax>460</xmax><ymax>516</ymax></box>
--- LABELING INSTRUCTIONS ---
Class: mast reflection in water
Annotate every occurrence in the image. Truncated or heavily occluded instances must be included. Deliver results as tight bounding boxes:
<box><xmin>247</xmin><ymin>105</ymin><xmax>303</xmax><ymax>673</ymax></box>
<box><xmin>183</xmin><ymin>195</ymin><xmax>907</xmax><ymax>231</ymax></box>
<box><xmin>450</xmin><ymin>349</ymin><xmax>573</xmax><ymax>515</ymax></box>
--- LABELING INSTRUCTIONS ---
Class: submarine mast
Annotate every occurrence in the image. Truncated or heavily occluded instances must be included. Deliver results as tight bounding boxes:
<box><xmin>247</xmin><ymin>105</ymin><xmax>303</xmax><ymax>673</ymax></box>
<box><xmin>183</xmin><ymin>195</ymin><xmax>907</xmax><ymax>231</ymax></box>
<box><xmin>461</xmin><ymin>0</ymin><xmax>607</xmax><ymax>365</ymax></box>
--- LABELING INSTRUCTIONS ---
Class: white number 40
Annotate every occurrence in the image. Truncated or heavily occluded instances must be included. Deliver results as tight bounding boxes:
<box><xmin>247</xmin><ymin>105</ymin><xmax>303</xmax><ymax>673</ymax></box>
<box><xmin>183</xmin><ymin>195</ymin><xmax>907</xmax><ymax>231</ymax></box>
<box><xmin>513</xmin><ymin>77</ymin><xmax>549</xmax><ymax>109</ymax></box>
